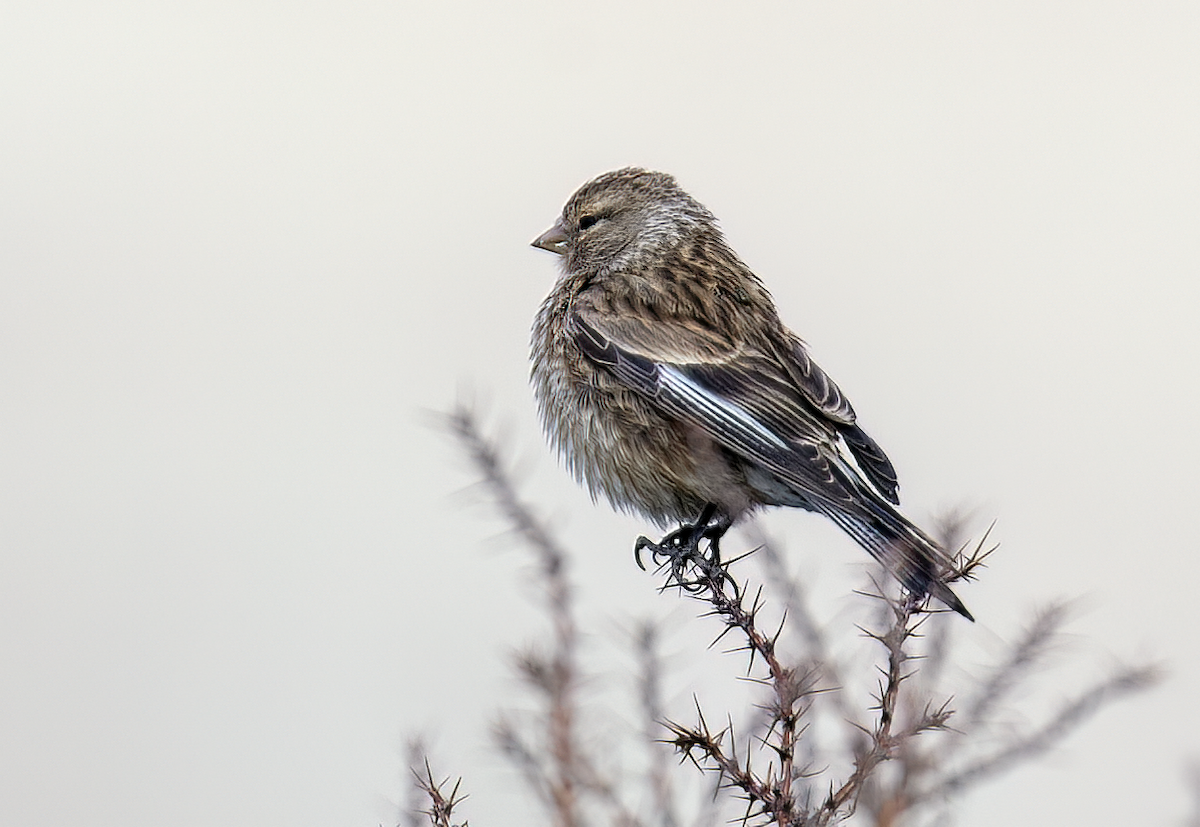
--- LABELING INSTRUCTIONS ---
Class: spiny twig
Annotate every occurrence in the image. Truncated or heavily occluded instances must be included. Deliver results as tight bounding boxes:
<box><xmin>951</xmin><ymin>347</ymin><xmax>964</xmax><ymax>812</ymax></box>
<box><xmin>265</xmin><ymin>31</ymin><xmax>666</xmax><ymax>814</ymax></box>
<box><xmin>926</xmin><ymin>663</ymin><xmax>1161</xmax><ymax>797</ymax></box>
<box><xmin>963</xmin><ymin>602</ymin><xmax>1070</xmax><ymax>726</ymax></box>
<box><xmin>447</xmin><ymin>405</ymin><xmax>582</xmax><ymax>827</ymax></box>
<box><xmin>815</xmin><ymin>593</ymin><xmax>950</xmax><ymax>825</ymax></box>
<box><xmin>655</xmin><ymin>542</ymin><xmax>816</xmax><ymax>825</ymax></box>
<box><xmin>636</xmin><ymin>622</ymin><xmax>681</xmax><ymax>827</ymax></box>
<box><xmin>664</xmin><ymin>703</ymin><xmax>778</xmax><ymax>823</ymax></box>
<box><xmin>414</xmin><ymin>760</ymin><xmax>470</xmax><ymax>827</ymax></box>
<box><xmin>441</xmin><ymin>406</ymin><xmax>1159</xmax><ymax>827</ymax></box>
<box><xmin>405</xmin><ymin>739</ymin><xmax>429</xmax><ymax>827</ymax></box>
<box><xmin>747</xmin><ymin>523</ymin><xmax>866</xmax><ymax>747</ymax></box>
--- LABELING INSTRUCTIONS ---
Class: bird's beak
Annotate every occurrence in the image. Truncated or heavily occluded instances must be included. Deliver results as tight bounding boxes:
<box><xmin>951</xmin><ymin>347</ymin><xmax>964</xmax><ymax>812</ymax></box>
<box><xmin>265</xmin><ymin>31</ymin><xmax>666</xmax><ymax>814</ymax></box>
<box><xmin>531</xmin><ymin>219</ymin><xmax>568</xmax><ymax>256</ymax></box>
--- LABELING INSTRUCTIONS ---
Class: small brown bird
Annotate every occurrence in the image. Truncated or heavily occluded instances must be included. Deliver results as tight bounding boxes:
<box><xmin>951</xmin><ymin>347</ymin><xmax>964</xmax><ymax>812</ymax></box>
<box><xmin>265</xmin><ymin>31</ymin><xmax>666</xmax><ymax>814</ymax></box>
<box><xmin>530</xmin><ymin>168</ymin><xmax>971</xmax><ymax>619</ymax></box>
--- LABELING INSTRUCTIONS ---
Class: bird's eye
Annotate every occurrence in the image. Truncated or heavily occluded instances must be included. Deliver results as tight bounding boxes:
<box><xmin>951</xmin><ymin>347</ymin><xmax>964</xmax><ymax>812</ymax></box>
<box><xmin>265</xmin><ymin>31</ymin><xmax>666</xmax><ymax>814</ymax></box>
<box><xmin>578</xmin><ymin>214</ymin><xmax>601</xmax><ymax>230</ymax></box>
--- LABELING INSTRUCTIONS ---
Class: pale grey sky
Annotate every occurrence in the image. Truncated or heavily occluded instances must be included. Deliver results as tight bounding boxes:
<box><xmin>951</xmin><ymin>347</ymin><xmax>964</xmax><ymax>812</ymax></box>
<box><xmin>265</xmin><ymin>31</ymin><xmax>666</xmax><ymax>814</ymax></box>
<box><xmin>2</xmin><ymin>2</ymin><xmax>1198</xmax><ymax>825</ymax></box>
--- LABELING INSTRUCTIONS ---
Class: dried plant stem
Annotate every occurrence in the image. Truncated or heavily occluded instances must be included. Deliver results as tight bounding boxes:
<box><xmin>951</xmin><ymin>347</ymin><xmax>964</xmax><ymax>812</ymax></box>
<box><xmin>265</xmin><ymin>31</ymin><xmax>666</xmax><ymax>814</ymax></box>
<box><xmin>439</xmin><ymin>405</ymin><xmax>1161</xmax><ymax>827</ymax></box>
<box><xmin>816</xmin><ymin>595</ymin><xmax>951</xmax><ymax>825</ymax></box>
<box><xmin>655</xmin><ymin>544</ymin><xmax>818</xmax><ymax>825</ymax></box>
<box><xmin>636</xmin><ymin>623</ymin><xmax>680</xmax><ymax>827</ymax></box>
<box><xmin>927</xmin><ymin>664</ymin><xmax>1160</xmax><ymax>797</ymax></box>
<box><xmin>414</xmin><ymin>761</ymin><xmax>470</xmax><ymax>827</ymax></box>
<box><xmin>447</xmin><ymin>406</ymin><xmax>582</xmax><ymax>827</ymax></box>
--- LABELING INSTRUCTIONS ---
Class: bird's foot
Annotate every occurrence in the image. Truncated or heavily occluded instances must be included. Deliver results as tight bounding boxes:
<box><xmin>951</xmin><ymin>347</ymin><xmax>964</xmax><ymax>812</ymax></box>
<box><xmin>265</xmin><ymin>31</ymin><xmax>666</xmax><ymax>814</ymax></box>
<box><xmin>634</xmin><ymin>504</ymin><xmax>733</xmax><ymax>594</ymax></box>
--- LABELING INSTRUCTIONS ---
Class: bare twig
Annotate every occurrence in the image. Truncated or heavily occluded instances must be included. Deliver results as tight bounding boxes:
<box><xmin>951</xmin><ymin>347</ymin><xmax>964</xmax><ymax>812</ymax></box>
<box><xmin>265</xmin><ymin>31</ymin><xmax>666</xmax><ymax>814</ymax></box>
<box><xmin>665</xmin><ymin>702</ymin><xmax>778</xmax><ymax>821</ymax></box>
<box><xmin>439</xmin><ymin>405</ymin><xmax>1159</xmax><ymax>827</ymax></box>
<box><xmin>636</xmin><ymin>622</ymin><xmax>681</xmax><ymax>827</ymax></box>
<box><xmin>493</xmin><ymin>716</ymin><xmax>552</xmax><ymax>805</ymax></box>
<box><xmin>405</xmin><ymin>739</ymin><xmax>429</xmax><ymax>827</ymax></box>
<box><xmin>655</xmin><ymin>542</ymin><xmax>818</xmax><ymax>825</ymax></box>
<box><xmin>447</xmin><ymin>405</ymin><xmax>582</xmax><ymax>827</ymax></box>
<box><xmin>816</xmin><ymin>594</ymin><xmax>951</xmax><ymax>826</ymax></box>
<box><xmin>414</xmin><ymin>760</ymin><xmax>470</xmax><ymax>827</ymax></box>
<box><xmin>451</xmin><ymin>404</ymin><xmax>651</xmax><ymax>827</ymax></box>
<box><xmin>747</xmin><ymin>523</ymin><xmax>866</xmax><ymax>745</ymax></box>
<box><xmin>916</xmin><ymin>510</ymin><xmax>977</xmax><ymax>690</ymax></box>
<box><xmin>927</xmin><ymin>664</ymin><xmax>1161</xmax><ymax>797</ymax></box>
<box><xmin>963</xmin><ymin>602</ymin><xmax>1070</xmax><ymax>726</ymax></box>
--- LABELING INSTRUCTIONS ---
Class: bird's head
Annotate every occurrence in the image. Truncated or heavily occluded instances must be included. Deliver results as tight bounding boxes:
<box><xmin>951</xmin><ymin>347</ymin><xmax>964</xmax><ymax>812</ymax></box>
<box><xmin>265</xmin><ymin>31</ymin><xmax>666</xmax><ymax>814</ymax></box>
<box><xmin>532</xmin><ymin>168</ymin><xmax>716</xmax><ymax>276</ymax></box>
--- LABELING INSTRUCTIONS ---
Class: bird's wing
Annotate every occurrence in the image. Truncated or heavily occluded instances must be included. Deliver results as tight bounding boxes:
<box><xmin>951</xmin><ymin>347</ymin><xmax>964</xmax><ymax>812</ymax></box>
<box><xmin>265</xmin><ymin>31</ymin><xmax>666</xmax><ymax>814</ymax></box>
<box><xmin>570</xmin><ymin>307</ymin><xmax>872</xmax><ymax>511</ymax></box>
<box><xmin>839</xmin><ymin>423</ymin><xmax>900</xmax><ymax>504</ymax></box>
<box><xmin>776</xmin><ymin>334</ymin><xmax>857</xmax><ymax>426</ymax></box>
<box><xmin>571</xmin><ymin>307</ymin><xmax>964</xmax><ymax>615</ymax></box>
<box><xmin>591</xmin><ymin>306</ymin><xmax>860</xmax><ymax>428</ymax></box>
<box><xmin>771</xmin><ymin>333</ymin><xmax>903</xmax><ymax>503</ymax></box>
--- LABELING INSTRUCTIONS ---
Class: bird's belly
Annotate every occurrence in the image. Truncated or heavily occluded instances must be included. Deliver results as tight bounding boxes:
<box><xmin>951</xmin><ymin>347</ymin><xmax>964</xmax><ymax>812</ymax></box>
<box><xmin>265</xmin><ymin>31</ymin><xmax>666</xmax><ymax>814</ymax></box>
<box><xmin>554</xmin><ymin>371</ymin><xmax>756</xmax><ymax>526</ymax></box>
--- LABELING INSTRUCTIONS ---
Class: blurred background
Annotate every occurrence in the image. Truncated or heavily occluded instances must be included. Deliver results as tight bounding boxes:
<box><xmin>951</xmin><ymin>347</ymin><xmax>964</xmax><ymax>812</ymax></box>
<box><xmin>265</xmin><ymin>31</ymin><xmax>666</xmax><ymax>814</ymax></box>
<box><xmin>1</xmin><ymin>2</ymin><xmax>1198</xmax><ymax>825</ymax></box>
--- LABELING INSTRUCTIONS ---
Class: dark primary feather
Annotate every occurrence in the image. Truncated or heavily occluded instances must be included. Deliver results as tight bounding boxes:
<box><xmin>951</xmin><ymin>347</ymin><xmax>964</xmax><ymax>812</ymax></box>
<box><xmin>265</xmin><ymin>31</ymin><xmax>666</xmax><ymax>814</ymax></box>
<box><xmin>778</xmin><ymin>335</ymin><xmax>857</xmax><ymax>425</ymax></box>
<box><xmin>840</xmin><ymin>424</ymin><xmax>900</xmax><ymax>505</ymax></box>
<box><xmin>776</xmin><ymin>336</ymin><xmax>898</xmax><ymax>504</ymax></box>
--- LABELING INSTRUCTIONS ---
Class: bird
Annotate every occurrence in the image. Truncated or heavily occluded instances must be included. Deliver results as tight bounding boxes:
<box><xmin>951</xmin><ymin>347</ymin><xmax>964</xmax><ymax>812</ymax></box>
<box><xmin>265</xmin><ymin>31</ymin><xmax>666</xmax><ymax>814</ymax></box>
<box><xmin>529</xmin><ymin>168</ymin><xmax>972</xmax><ymax>620</ymax></box>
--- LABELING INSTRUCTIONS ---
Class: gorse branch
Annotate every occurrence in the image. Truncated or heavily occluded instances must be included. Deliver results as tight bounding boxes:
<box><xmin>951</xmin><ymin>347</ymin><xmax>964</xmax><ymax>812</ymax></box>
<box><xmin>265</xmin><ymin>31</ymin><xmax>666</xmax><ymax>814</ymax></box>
<box><xmin>963</xmin><ymin>602</ymin><xmax>1070</xmax><ymax>726</ymax></box>
<box><xmin>650</xmin><ymin>542</ymin><xmax>816</xmax><ymax>825</ymax></box>
<box><xmin>635</xmin><ymin>622</ymin><xmax>681</xmax><ymax>827</ymax></box>
<box><xmin>446</xmin><ymin>405</ymin><xmax>582</xmax><ymax>827</ymax></box>
<box><xmin>433</xmin><ymin>403</ymin><xmax>1161</xmax><ymax>827</ymax></box>
<box><xmin>414</xmin><ymin>761</ymin><xmax>470</xmax><ymax>827</ymax></box>
<box><xmin>815</xmin><ymin>595</ymin><xmax>950</xmax><ymax>826</ymax></box>
<box><xmin>647</xmin><ymin>538</ymin><xmax>953</xmax><ymax>826</ymax></box>
<box><xmin>405</xmin><ymin>739</ymin><xmax>430</xmax><ymax>827</ymax></box>
<box><xmin>927</xmin><ymin>663</ymin><xmax>1161</xmax><ymax>797</ymax></box>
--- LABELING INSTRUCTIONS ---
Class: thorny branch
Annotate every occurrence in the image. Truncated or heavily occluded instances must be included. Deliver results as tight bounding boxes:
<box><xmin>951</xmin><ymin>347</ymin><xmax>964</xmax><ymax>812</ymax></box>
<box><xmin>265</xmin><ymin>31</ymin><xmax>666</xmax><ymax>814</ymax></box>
<box><xmin>650</xmin><ymin>538</ymin><xmax>819</xmax><ymax>825</ymax></box>
<box><xmin>962</xmin><ymin>602</ymin><xmax>1069</xmax><ymax>727</ymax></box>
<box><xmin>414</xmin><ymin>761</ymin><xmax>470</xmax><ymax>827</ymax></box>
<box><xmin>635</xmin><ymin>623</ymin><xmax>681</xmax><ymax>827</ymax></box>
<box><xmin>406</xmin><ymin>739</ymin><xmax>430</xmax><ymax>827</ymax></box>
<box><xmin>748</xmin><ymin>524</ymin><xmax>865</xmax><ymax>742</ymax></box>
<box><xmin>816</xmin><ymin>594</ymin><xmax>952</xmax><ymax>825</ymax></box>
<box><xmin>429</xmin><ymin>403</ymin><xmax>1163</xmax><ymax>827</ymax></box>
<box><xmin>448</xmin><ymin>405</ymin><xmax>654</xmax><ymax>827</ymax></box>
<box><xmin>926</xmin><ymin>663</ymin><xmax>1161</xmax><ymax>797</ymax></box>
<box><xmin>447</xmin><ymin>405</ymin><xmax>583</xmax><ymax>827</ymax></box>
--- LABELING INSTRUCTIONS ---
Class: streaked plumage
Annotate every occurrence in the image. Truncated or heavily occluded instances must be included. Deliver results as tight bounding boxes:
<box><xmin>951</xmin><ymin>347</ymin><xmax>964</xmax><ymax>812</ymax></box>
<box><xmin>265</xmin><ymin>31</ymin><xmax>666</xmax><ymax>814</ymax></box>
<box><xmin>530</xmin><ymin>168</ymin><xmax>970</xmax><ymax>619</ymax></box>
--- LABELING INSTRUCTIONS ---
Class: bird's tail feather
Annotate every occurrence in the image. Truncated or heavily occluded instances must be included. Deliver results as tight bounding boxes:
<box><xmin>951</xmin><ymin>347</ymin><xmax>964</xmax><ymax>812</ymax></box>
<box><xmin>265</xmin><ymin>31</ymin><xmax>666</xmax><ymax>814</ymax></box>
<box><xmin>821</xmin><ymin>501</ymin><xmax>973</xmax><ymax>621</ymax></box>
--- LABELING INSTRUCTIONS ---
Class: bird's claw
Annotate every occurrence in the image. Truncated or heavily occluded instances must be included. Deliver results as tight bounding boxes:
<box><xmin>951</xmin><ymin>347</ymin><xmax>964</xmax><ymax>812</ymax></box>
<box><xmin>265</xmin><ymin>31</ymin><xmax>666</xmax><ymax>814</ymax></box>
<box><xmin>633</xmin><ymin>507</ymin><xmax>734</xmax><ymax>594</ymax></box>
<box><xmin>634</xmin><ymin>535</ymin><xmax>654</xmax><ymax>571</ymax></box>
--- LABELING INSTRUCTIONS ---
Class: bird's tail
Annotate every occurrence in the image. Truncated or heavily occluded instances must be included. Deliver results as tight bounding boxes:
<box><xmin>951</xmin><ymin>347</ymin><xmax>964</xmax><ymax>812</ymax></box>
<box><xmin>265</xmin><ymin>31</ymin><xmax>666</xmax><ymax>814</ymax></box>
<box><xmin>822</xmin><ymin>500</ymin><xmax>973</xmax><ymax>621</ymax></box>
